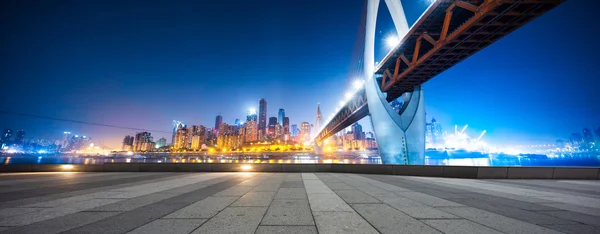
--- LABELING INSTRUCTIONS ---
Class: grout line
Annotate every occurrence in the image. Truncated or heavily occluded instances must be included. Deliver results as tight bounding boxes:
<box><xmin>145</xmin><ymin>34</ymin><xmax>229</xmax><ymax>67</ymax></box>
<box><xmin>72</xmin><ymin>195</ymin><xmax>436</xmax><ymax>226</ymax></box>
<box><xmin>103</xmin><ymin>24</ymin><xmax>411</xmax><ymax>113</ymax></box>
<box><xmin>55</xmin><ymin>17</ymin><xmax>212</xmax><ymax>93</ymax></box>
<box><xmin>187</xmin><ymin>173</ymin><xmax>267</xmax><ymax>234</ymax></box>
<box><xmin>252</xmin><ymin>173</ymin><xmax>286</xmax><ymax>234</ymax></box>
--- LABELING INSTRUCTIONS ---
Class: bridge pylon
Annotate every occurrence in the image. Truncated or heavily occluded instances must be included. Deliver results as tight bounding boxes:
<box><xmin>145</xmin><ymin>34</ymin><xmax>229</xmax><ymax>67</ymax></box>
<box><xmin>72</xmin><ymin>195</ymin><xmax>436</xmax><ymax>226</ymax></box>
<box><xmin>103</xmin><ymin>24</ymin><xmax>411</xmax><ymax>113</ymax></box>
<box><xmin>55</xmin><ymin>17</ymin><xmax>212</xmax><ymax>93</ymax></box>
<box><xmin>364</xmin><ymin>0</ymin><xmax>425</xmax><ymax>164</ymax></box>
<box><xmin>314</xmin><ymin>141</ymin><xmax>325</xmax><ymax>155</ymax></box>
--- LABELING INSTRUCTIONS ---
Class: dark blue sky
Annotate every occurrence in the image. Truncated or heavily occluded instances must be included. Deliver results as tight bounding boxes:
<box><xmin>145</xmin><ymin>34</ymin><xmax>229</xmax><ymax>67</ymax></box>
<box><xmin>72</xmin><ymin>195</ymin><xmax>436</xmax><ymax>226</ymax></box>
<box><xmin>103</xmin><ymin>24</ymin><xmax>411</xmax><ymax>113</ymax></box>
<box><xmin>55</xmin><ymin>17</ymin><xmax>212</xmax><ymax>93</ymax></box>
<box><xmin>1</xmin><ymin>0</ymin><xmax>598</xmax><ymax>148</ymax></box>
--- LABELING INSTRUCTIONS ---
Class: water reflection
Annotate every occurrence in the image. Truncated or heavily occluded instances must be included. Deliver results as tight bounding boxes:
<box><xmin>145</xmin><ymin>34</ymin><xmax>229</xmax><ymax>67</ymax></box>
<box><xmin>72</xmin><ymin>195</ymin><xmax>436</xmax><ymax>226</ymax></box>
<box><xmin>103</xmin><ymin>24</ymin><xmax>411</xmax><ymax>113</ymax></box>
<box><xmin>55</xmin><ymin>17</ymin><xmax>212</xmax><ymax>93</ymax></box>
<box><xmin>1</xmin><ymin>150</ymin><xmax>599</xmax><ymax>167</ymax></box>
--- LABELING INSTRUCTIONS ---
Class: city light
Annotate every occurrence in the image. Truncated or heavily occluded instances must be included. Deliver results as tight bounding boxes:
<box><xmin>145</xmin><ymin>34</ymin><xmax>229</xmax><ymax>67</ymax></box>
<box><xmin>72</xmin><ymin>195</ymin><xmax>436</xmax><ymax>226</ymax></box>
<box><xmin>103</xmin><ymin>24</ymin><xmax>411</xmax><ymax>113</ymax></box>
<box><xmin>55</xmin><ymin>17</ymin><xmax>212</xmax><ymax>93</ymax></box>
<box><xmin>60</xmin><ymin>165</ymin><xmax>74</xmax><ymax>170</ymax></box>
<box><xmin>248</xmin><ymin>108</ymin><xmax>256</xmax><ymax>114</ymax></box>
<box><xmin>352</xmin><ymin>79</ymin><xmax>364</xmax><ymax>89</ymax></box>
<box><xmin>384</xmin><ymin>34</ymin><xmax>400</xmax><ymax>49</ymax></box>
<box><xmin>240</xmin><ymin>165</ymin><xmax>252</xmax><ymax>170</ymax></box>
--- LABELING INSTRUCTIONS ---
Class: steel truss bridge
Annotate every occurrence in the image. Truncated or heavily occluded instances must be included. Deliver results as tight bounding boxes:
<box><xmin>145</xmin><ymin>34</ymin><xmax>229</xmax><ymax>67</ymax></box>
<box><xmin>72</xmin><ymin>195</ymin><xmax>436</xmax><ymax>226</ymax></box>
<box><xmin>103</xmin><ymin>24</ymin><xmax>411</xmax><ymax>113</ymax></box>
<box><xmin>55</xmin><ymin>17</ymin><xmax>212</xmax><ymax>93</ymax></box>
<box><xmin>315</xmin><ymin>0</ymin><xmax>563</xmax><ymax>144</ymax></box>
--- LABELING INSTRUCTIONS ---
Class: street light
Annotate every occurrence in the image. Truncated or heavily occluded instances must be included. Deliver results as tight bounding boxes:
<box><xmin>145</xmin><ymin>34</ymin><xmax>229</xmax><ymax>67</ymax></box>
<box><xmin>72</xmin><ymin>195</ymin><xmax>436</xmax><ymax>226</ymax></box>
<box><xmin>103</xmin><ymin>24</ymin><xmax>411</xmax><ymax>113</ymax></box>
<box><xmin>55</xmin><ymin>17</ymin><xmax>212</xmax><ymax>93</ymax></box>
<box><xmin>384</xmin><ymin>34</ymin><xmax>400</xmax><ymax>49</ymax></box>
<box><xmin>345</xmin><ymin>92</ymin><xmax>353</xmax><ymax>100</ymax></box>
<box><xmin>353</xmin><ymin>79</ymin><xmax>363</xmax><ymax>89</ymax></box>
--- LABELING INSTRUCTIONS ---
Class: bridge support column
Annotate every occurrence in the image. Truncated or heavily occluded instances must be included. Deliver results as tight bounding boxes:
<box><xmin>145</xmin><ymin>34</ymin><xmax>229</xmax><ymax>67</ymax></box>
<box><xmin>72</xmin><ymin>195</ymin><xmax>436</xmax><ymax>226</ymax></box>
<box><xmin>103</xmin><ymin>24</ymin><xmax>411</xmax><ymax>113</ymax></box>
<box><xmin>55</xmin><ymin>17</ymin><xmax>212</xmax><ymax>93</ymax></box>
<box><xmin>364</xmin><ymin>0</ymin><xmax>425</xmax><ymax>165</ymax></box>
<box><xmin>314</xmin><ymin>141</ymin><xmax>325</xmax><ymax>155</ymax></box>
<box><xmin>365</xmin><ymin>77</ymin><xmax>426</xmax><ymax>165</ymax></box>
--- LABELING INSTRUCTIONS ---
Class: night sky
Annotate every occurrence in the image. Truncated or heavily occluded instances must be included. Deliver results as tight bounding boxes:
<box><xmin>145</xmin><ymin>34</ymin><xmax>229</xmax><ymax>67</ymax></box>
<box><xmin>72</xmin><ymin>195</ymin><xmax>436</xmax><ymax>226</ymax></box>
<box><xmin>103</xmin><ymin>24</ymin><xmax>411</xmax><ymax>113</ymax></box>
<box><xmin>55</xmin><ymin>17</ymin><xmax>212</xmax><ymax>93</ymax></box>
<box><xmin>1</xmin><ymin>0</ymin><xmax>598</xmax><ymax>148</ymax></box>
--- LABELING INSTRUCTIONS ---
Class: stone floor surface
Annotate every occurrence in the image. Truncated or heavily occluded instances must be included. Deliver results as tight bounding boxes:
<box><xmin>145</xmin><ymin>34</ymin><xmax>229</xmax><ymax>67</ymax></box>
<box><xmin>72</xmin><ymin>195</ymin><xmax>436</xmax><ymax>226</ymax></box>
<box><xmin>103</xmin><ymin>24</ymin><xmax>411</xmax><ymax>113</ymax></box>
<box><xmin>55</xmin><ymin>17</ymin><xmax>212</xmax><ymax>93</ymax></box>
<box><xmin>0</xmin><ymin>172</ymin><xmax>599</xmax><ymax>234</ymax></box>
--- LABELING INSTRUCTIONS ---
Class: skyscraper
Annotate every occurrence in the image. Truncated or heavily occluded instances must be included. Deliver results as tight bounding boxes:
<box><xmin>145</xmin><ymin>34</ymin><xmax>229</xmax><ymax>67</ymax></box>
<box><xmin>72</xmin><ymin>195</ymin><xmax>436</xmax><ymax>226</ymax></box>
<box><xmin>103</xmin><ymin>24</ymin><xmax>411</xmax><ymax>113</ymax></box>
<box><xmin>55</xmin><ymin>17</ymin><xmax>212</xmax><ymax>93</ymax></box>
<box><xmin>174</xmin><ymin>128</ymin><xmax>188</xmax><ymax>150</ymax></box>
<box><xmin>291</xmin><ymin>124</ymin><xmax>299</xmax><ymax>137</ymax></box>
<box><xmin>258</xmin><ymin>98</ymin><xmax>267</xmax><ymax>139</ymax></box>
<box><xmin>268</xmin><ymin>117</ymin><xmax>277</xmax><ymax>137</ymax></box>
<box><xmin>314</xmin><ymin>103</ymin><xmax>322</xmax><ymax>135</ymax></box>
<box><xmin>122</xmin><ymin>135</ymin><xmax>134</xmax><ymax>151</ymax></box>
<box><xmin>244</xmin><ymin>120</ymin><xmax>258</xmax><ymax>142</ymax></box>
<box><xmin>278</xmin><ymin>109</ymin><xmax>285</xmax><ymax>126</ymax></box>
<box><xmin>351</xmin><ymin>123</ymin><xmax>363</xmax><ymax>140</ymax></box>
<box><xmin>214</xmin><ymin>114</ymin><xmax>223</xmax><ymax>135</ymax></box>
<box><xmin>172</xmin><ymin>120</ymin><xmax>184</xmax><ymax>146</ymax></box>
<box><xmin>61</xmin><ymin>131</ymin><xmax>71</xmax><ymax>149</ymax></box>
<box><xmin>234</xmin><ymin>119</ymin><xmax>241</xmax><ymax>126</ymax></box>
<box><xmin>134</xmin><ymin>132</ymin><xmax>153</xmax><ymax>152</ymax></box>
<box><xmin>300</xmin><ymin>122</ymin><xmax>310</xmax><ymax>142</ymax></box>
<box><xmin>283</xmin><ymin>117</ymin><xmax>290</xmax><ymax>135</ymax></box>
<box><xmin>275</xmin><ymin>124</ymin><xmax>282</xmax><ymax>138</ymax></box>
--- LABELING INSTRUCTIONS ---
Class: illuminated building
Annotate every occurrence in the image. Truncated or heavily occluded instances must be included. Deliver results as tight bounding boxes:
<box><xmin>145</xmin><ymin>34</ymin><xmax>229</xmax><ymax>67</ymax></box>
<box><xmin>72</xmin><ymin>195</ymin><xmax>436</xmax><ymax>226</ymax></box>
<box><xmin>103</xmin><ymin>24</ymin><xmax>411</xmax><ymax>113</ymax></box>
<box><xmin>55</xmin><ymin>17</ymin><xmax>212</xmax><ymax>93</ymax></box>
<box><xmin>172</xmin><ymin>120</ymin><xmax>184</xmax><ymax>146</ymax></box>
<box><xmin>300</xmin><ymin>122</ymin><xmax>310</xmax><ymax>142</ymax></box>
<box><xmin>218</xmin><ymin>123</ymin><xmax>242</xmax><ymax>146</ymax></box>
<box><xmin>351</xmin><ymin>123</ymin><xmax>363</xmax><ymax>140</ymax></box>
<box><xmin>229</xmin><ymin>125</ymin><xmax>240</xmax><ymax>135</ymax></box>
<box><xmin>219</xmin><ymin>123</ymin><xmax>229</xmax><ymax>136</ymax></box>
<box><xmin>69</xmin><ymin>135</ymin><xmax>91</xmax><ymax>151</ymax></box>
<box><xmin>134</xmin><ymin>132</ymin><xmax>153</xmax><ymax>152</ymax></box>
<box><xmin>206</xmin><ymin>128</ymin><xmax>217</xmax><ymax>146</ymax></box>
<box><xmin>314</xmin><ymin>103</ymin><xmax>322</xmax><ymax>136</ymax></box>
<box><xmin>1</xmin><ymin>129</ymin><xmax>12</xmax><ymax>145</ymax></box>
<box><xmin>122</xmin><ymin>135</ymin><xmax>134</xmax><ymax>151</ymax></box>
<box><xmin>275</xmin><ymin>124</ymin><xmax>282</xmax><ymax>139</ymax></box>
<box><xmin>58</xmin><ymin>131</ymin><xmax>71</xmax><ymax>150</ymax></box>
<box><xmin>258</xmin><ymin>98</ymin><xmax>267</xmax><ymax>139</ymax></box>
<box><xmin>268</xmin><ymin>117</ymin><xmax>277</xmax><ymax>137</ymax></box>
<box><xmin>190</xmin><ymin>135</ymin><xmax>203</xmax><ymax>150</ymax></box>
<box><xmin>283</xmin><ymin>117</ymin><xmax>290</xmax><ymax>135</ymax></box>
<box><xmin>366</xmin><ymin>136</ymin><xmax>378</xmax><ymax>150</ymax></box>
<box><xmin>217</xmin><ymin>134</ymin><xmax>242</xmax><ymax>150</ymax></box>
<box><xmin>189</xmin><ymin>125</ymin><xmax>206</xmax><ymax>150</ymax></box>
<box><xmin>291</xmin><ymin>124</ymin><xmax>299</xmax><ymax>137</ymax></box>
<box><xmin>174</xmin><ymin>127</ymin><xmax>189</xmax><ymax>150</ymax></box>
<box><xmin>278</xmin><ymin>109</ymin><xmax>285</xmax><ymax>126</ymax></box>
<box><xmin>570</xmin><ymin>133</ymin><xmax>583</xmax><ymax>149</ymax></box>
<box><xmin>247</xmin><ymin>108</ymin><xmax>258</xmax><ymax>122</ymax></box>
<box><xmin>244</xmin><ymin>120</ymin><xmax>258</xmax><ymax>142</ymax></box>
<box><xmin>189</xmin><ymin>125</ymin><xmax>206</xmax><ymax>148</ymax></box>
<box><xmin>14</xmin><ymin>130</ymin><xmax>25</xmax><ymax>145</ymax></box>
<box><xmin>214</xmin><ymin>114</ymin><xmax>223</xmax><ymax>136</ymax></box>
<box><xmin>582</xmin><ymin>128</ymin><xmax>595</xmax><ymax>149</ymax></box>
<box><xmin>156</xmin><ymin>137</ymin><xmax>167</xmax><ymax>148</ymax></box>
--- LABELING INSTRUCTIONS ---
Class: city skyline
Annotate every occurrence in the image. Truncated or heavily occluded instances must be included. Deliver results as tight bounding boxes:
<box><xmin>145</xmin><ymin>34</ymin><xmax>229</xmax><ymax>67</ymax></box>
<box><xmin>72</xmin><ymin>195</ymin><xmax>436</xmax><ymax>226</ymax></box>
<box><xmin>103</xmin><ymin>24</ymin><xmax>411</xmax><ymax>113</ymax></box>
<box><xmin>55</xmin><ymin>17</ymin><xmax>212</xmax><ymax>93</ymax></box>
<box><xmin>1</xmin><ymin>1</ymin><xmax>598</xmax><ymax>148</ymax></box>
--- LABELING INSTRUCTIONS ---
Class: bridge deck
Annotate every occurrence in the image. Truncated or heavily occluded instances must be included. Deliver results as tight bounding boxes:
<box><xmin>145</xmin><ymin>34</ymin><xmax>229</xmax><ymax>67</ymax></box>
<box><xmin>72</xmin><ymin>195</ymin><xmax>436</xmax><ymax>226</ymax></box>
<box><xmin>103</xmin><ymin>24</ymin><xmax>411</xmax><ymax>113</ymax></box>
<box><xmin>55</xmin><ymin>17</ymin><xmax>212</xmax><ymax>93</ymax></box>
<box><xmin>376</xmin><ymin>0</ymin><xmax>563</xmax><ymax>101</ymax></box>
<box><xmin>316</xmin><ymin>0</ymin><xmax>563</xmax><ymax>142</ymax></box>
<box><xmin>0</xmin><ymin>172</ymin><xmax>598</xmax><ymax>233</ymax></box>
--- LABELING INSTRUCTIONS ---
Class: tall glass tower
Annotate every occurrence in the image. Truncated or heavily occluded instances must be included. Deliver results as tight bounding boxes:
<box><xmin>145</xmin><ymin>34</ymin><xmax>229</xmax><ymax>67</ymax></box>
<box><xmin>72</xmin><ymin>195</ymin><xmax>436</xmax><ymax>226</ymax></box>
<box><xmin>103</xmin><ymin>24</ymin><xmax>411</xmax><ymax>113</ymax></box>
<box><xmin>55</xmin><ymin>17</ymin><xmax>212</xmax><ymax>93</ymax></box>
<box><xmin>278</xmin><ymin>109</ymin><xmax>285</xmax><ymax>126</ymax></box>
<box><xmin>258</xmin><ymin>98</ymin><xmax>267</xmax><ymax>138</ymax></box>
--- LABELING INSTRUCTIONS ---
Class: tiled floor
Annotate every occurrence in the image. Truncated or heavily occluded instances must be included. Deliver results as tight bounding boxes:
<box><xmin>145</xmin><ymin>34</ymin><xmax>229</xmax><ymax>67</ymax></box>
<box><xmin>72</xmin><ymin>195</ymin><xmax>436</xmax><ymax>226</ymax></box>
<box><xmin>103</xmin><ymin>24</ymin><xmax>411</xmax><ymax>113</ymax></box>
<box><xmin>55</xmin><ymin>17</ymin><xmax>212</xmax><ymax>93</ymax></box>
<box><xmin>0</xmin><ymin>172</ymin><xmax>599</xmax><ymax>234</ymax></box>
